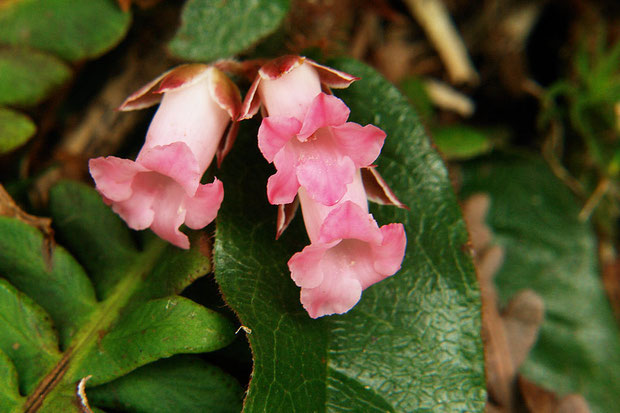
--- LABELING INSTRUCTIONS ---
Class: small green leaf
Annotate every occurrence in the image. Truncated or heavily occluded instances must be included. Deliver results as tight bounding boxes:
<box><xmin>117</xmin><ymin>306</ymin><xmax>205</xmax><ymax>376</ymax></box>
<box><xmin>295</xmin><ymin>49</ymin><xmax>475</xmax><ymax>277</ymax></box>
<box><xmin>0</xmin><ymin>0</ymin><xmax>131</xmax><ymax>62</ymax></box>
<box><xmin>0</xmin><ymin>350</ymin><xmax>23</xmax><ymax>410</ymax></box>
<box><xmin>0</xmin><ymin>107</ymin><xmax>36</xmax><ymax>154</ymax></box>
<box><xmin>0</xmin><ymin>279</ymin><xmax>61</xmax><ymax>394</ymax></box>
<box><xmin>169</xmin><ymin>0</ymin><xmax>290</xmax><ymax>61</ymax></box>
<box><xmin>461</xmin><ymin>155</ymin><xmax>620</xmax><ymax>413</ymax></box>
<box><xmin>0</xmin><ymin>217</ymin><xmax>98</xmax><ymax>347</ymax></box>
<box><xmin>431</xmin><ymin>125</ymin><xmax>493</xmax><ymax>160</ymax></box>
<box><xmin>74</xmin><ymin>296</ymin><xmax>235</xmax><ymax>386</ymax></box>
<box><xmin>88</xmin><ymin>355</ymin><xmax>243</xmax><ymax>413</ymax></box>
<box><xmin>0</xmin><ymin>47</ymin><xmax>71</xmax><ymax>106</ymax></box>
<box><xmin>214</xmin><ymin>59</ymin><xmax>485</xmax><ymax>411</ymax></box>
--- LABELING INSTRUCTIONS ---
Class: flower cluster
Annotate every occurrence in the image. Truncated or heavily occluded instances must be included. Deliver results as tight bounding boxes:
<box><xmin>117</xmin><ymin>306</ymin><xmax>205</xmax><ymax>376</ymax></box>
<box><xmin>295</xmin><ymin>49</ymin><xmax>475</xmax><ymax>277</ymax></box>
<box><xmin>242</xmin><ymin>56</ymin><xmax>407</xmax><ymax>318</ymax></box>
<box><xmin>89</xmin><ymin>56</ymin><xmax>405</xmax><ymax>318</ymax></box>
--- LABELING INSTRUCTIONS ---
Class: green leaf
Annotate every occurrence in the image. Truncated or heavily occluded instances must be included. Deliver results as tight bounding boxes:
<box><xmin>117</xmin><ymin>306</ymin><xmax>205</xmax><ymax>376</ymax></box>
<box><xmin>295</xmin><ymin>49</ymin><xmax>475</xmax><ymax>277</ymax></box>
<box><xmin>75</xmin><ymin>296</ymin><xmax>234</xmax><ymax>386</ymax></box>
<box><xmin>0</xmin><ymin>0</ymin><xmax>131</xmax><ymax>62</ymax></box>
<box><xmin>88</xmin><ymin>355</ymin><xmax>243</xmax><ymax>413</ymax></box>
<box><xmin>214</xmin><ymin>59</ymin><xmax>485</xmax><ymax>411</ymax></box>
<box><xmin>0</xmin><ymin>279</ymin><xmax>61</xmax><ymax>394</ymax></box>
<box><xmin>460</xmin><ymin>155</ymin><xmax>620</xmax><ymax>413</ymax></box>
<box><xmin>0</xmin><ymin>181</ymin><xmax>235</xmax><ymax>411</ymax></box>
<box><xmin>0</xmin><ymin>216</ymin><xmax>98</xmax><ymax>346</ymax></box>
<box><xmin>169</xmin><ymin>0</ymin><xmax>290</xmax><ymax>61</ymax></box>
<box><xmin>431</xmin><ymin>125</ymin><xmax>493</xmax><ymax>160</ymax></box>
<box><xmin>0</xmin><ymin>350</ymin><xmax>24</xmax><ymax>410</ymax></box>
<box><xmin>0</xmin><ymin>107</ymin><xmax>36</xmax><ymax>154</ymax></box>
<box><xmin>0</xmin><ymin>47</ymin><xmax>71</xmax><ymax>106</ymax></box>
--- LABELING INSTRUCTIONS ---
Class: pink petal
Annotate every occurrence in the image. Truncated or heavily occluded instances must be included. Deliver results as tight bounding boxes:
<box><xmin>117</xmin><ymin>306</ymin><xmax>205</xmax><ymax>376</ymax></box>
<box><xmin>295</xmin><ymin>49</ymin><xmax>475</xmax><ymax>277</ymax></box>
<box><xmin>288</xmin><ymin>243</ymin><xmax>330</xmax><ymax>289</ymax></box>
<box><xmin>300</xmin><ymin>272</ymin><xmax>362</xmax><ymax>318</ymax></box>
<box><xmin>257</xmin><ymin>116</ymin><xmax>301</xmax><ymax>162</ymax></box>
<box><xmin>296</xmin><ymin>155</ymin><xmax>355</xmax><ymax>206</ymax></box>
<box><xmin>267</xmin><ymin>146</ymin><xmax>300</xmax><ymax>205</ymax></box>
<box><xmin>330</xmin><ymin>123</ymin><xmax>386</xmax><ymax>167</ymax></box>
<box><xmin>184</xmin><ymin>178</ymin><xmax>224</xmax><ymax>229</ymax></box>
<box><xmin>111</xmin><ymin>173</ymin><xmax>161</xmax><ymax>230</ymax></box>
<box><xmin>148</xmin><ymin>181</ymin><xmax>190</xmax><ymax>249</ymax></box>
<box><xmin>137</xmin><ymin>142</ymin><xmax>201</xmax><ymax>196</ymax></box>
<box><xmin>318</xmin><ymin>201</ymin><xmax>383</xmax><ymax>244</ymax></box>
<box><xmin>297</xmin><ymin>93</ymin><xmax>350</xmax><ymax>140</ymax></box>
<box><xmin>89</xmin><ymin>156</ymin><xmax>148</xmax><ymax>202</ymax></box>
<box><xmin>371</xmin><ymin>223</ymin><xmax>407</xmax><ymax>279</ymax></box>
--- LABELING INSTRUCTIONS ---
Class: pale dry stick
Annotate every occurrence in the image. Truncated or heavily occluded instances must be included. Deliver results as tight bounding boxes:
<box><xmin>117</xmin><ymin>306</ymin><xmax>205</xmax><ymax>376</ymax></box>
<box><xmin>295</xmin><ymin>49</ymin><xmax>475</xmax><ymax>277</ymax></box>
<box><xmin>424</xmin><ymin>78</ymin><xmax>475</xmax><ymax>117</ymax></box>
<box><xmin>404</xmin><ymin>0</ymin><xmax>479</xmax><ymax>84</ymax></box>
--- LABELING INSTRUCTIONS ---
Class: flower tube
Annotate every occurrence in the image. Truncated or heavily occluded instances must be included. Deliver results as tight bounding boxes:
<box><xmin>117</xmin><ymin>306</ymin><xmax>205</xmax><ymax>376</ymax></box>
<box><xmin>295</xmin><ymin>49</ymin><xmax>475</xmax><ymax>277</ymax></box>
<box><xmin>89</xmin><ymin>65</ymin><xmax>241</xmax><ymax>249</ymax></box>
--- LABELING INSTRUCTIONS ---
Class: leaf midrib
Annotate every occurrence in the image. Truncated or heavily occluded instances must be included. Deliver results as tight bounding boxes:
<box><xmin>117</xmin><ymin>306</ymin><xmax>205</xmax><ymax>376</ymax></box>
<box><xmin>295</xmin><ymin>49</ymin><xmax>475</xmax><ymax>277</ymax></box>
<box><xmin>22</xmin><ymin>239</ymin><xmax>167</xmax><ymax>412</ymax></box>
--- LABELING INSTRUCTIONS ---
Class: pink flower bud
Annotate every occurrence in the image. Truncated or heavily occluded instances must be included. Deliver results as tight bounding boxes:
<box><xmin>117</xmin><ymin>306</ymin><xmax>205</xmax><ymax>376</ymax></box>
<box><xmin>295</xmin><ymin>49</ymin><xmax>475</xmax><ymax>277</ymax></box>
<box><xmin>288</xmin><ymin>171</ymin><xmax>407</xmax><ymax>318</ymax></box>
<box><xmin>89</xmin><ymin>65</ymin><xmax>241</xmax><ymax>249</ymax></box>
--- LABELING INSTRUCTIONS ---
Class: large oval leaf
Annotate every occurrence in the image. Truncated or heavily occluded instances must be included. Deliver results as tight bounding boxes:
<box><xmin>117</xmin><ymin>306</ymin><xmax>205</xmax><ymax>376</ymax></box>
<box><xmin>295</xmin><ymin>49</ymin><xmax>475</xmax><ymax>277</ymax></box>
<box><xmin>461</xmin><ymin>155</ymin><xmax>620</xmax><ymax>413</ymax></box>
<box><xmin>0</xmin><ymin>0</ymin><xmax>131</xmax><ymax>62</ymax></box>
<box><xmin>169</xmin><ymin>0</ymin><xmax>290</xmax><ymax>61</ymax></box>
<box><xmin>214</xmin><ymin>58</ymin><xmax>485</xmax><ymax>411</ymax></box>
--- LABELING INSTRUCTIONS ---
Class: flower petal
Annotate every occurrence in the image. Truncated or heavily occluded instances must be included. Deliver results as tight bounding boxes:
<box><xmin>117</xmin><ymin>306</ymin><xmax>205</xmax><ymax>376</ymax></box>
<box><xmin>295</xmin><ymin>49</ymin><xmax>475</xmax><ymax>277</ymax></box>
<box><xmin>267</xmin><ymin>146</ymin><xmax>300</xmax><ymax>205</ymax></box>
<box><xmin>148</xmin><ymin>181</ymin><xmax>190</xmax><ymax>249</ymax></box>
<box><xmin>371</xmin><ymin>223</ymin><xmax>407</xmax><ymax>279</ymax></box>
<box><xmin>297</xmin><ymin>93</ymin><xmax>350</xmax><ymax>140</ymax></box>
<box><xmin>184</xmin><ymin>178</ymin><xmax>224</xmax><ymax>229</ymax></box>
<box><xmin>330</xmin><ymin>123</ymin><xmax>386</xmax><ymax>167</ymax></box>
<box><xmin>258</xmin><ymin>116</ymin><xmax>301</xmax><ymax>162</ymax></box>
<box><xmin>288</xmin><ymin>243</ymin><xmax>329</xmax><ymax>289</ymax></box>
<box><xmin>318</xmin><ymin>201</ymin><xmax>383</xmax><ymax>244</ymax></box>
<box><xmin>296</xmin><ymin>154</ymin><xmax>355</xmax><ymax>206</ymax></box>
<box><xmin>137</xmin><ymin>142</ymin><xmax>201</xmax><ymax>196</ymax></box>
<box><xmin>88</xmin><ymin>156</ymin><xmax>148</xmax><ymax>202</ymax></box>
<box><xmin>300</xmin><ymin>273</ymin><xmax>362</xmax><ymax>318</ymax></box>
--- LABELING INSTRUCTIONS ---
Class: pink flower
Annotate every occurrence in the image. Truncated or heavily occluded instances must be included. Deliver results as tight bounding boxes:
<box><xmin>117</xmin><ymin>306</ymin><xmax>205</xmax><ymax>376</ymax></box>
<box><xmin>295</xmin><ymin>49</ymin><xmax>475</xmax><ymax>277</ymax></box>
<box><xmin>288</xmin><ymin>171</ymin><xmax>407</xmax><ymax>318</ymax></box>
<box><xmin>242</xmin><ymin>56</ymin><xmax>385</xmax><ymax>206</ymax></box>
<box><xmin>89</xmin><ymin>65</ymin><xmax>241</xmax><ymax>249</ymax></box>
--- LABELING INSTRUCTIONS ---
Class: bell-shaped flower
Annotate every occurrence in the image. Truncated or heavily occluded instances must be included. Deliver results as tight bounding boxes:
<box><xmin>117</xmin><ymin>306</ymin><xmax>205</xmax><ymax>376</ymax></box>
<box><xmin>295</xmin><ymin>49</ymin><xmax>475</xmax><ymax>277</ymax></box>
<box><xmin>242</xmin><ymin>56</ymin><xmax>386</xmax><ymax>206</ymax></box>
<box><xmin>89</xmin><ymin>65</ymin><xmax>241</xmax><ymax>249</ymax></box>
<box><xmin>288</xmin><ymin>171</ymin><xmax>407</xmax><ymax>318</ymax></box>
